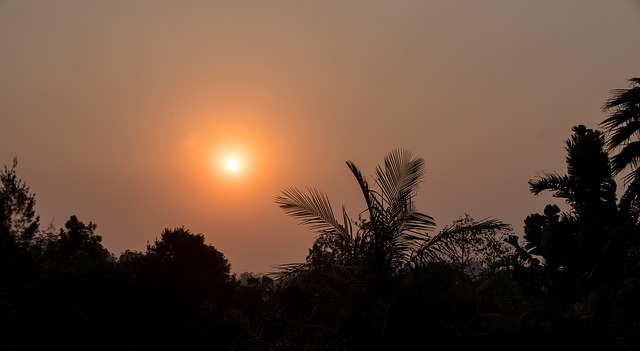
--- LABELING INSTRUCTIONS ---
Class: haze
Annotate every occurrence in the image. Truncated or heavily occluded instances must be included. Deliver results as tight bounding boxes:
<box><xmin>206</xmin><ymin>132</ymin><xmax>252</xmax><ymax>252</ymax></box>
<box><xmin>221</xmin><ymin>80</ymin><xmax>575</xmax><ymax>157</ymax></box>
<box><xmin>1</xmin><ymin>1</ymin><xmax>639</xmax><ymax>274</ymax></box>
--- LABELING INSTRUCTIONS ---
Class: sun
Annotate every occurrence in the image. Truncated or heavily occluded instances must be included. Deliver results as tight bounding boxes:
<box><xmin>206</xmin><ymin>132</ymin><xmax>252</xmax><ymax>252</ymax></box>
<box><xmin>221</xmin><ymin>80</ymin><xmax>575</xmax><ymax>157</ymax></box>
<box><xmin>226</xmin><ymin>158</ymin><xmax>239</xmax><ymax>171</ymax></box>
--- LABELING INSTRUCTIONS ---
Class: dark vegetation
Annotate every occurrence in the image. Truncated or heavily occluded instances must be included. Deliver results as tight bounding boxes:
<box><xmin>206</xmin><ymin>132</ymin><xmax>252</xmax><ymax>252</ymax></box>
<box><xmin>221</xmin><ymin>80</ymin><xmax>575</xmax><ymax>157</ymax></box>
<box><xmin>1</xmin><ymin>78</ymin><xmax>640</xmax><ymax>350</ymax></box>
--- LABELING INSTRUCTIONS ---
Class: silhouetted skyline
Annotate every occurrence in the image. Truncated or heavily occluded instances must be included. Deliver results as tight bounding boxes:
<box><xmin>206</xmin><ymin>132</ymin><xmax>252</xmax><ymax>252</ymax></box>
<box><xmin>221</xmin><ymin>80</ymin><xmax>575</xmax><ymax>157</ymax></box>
<box><xmin>1</xmin><ymin>1</ymin><xmax>639</xmax><ymax>273</ymax></box>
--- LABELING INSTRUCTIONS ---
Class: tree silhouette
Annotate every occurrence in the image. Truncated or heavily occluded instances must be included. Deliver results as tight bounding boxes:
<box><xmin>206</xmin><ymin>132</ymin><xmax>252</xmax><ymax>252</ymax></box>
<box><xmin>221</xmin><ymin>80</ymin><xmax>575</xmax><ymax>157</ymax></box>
<box><xmin>275</xmin><ymin>149</ymin><xmax>512</xmax><ymax>349</ymax></box>
<box><xmin>518</xmin><ymin>124</ymin><xmax>640</xmax><ymax>349</ymax></box>
<box><xmin>0</xmin><ymin>158</ymin><xmax>40</xmax><ymax>249</ymax></box>
<box><xmin>600</xmin><ymin>77</ymin><xmax>640</xmax><ymax>215</ymax></box>
<box><xmin>525</xmin><ymin>125</ymin><xmax>624</xmax><ymax>297</ymax></box>
<box><xmin>420</xmin><ymin>213</ymin><xmax>512</xmax><ymax>279</ymax></box>
<box><xmin>0</xmin><ymin>158</ymin><xmax>40</xmax><ymax>349</ymax></box>
<box><xmin>275</xmin><ymin>149</ymin><xmax>436</xmax><ymax>287</ymax></box>
<box><xmin>33</xmin><ymin>215</ymin><xmax>119</xmax><ymax>350</ymax></box>
<box><xmin>145</xmin><ymin>227</ymin><xmax>233</xmax><ymax>305</ymax></box>
<box><xmin>43</xmin><ymin>216</ymin><xmax>111</xmax><ymax>266</ymax></box>
<box><xmin>133</xmin><ymin>227</ymin><xmax>239</xmax><ymax>350</ymax></box>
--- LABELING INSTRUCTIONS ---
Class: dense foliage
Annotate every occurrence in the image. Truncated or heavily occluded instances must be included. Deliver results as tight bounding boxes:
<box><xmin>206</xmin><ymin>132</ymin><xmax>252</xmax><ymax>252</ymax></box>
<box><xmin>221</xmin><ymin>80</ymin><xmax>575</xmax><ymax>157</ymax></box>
<box><xmin>1</xmin><ymin>77</ymin><xmax>640</xmax><ymax>350</ymax></box>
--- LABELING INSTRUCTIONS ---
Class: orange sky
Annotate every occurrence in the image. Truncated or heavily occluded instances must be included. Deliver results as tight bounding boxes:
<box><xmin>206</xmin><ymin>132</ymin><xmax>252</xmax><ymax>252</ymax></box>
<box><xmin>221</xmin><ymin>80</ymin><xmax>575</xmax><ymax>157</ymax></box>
<box><xmin>1</xmin><ymin>1</ymin><xmax>640</xmax><ymax>274</ymax></box>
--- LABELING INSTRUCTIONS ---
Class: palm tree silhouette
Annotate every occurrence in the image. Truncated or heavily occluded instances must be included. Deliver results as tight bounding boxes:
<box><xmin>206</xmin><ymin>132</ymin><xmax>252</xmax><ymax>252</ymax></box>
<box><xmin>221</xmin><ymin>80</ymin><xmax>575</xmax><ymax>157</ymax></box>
<box><xmin>276</xmin><ymin>148</ymin><xmax>510</xmax><ymax>283</ymax></box>
<box><xmin>600</xmin><ymin>77</ymin><xmax>640</xmax><ymax>216</ymax></box>
<box><xmin>275</xmin><ymin>149</ymin><xmax>436</xmax><ymax>286</ymax></box>
<box><xmin>274</xmin><ymin>149</ymin><xmax>511</xmax><ymax>348</ymax></box>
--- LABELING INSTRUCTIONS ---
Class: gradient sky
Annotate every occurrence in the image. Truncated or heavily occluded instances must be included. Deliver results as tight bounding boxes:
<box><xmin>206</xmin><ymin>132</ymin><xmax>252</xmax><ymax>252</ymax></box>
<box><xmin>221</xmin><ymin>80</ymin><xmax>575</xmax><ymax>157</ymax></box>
<box><xmin>2</xmin><ymin>1</ymin><xmax>640</xmax><ymax>274</ymax></box>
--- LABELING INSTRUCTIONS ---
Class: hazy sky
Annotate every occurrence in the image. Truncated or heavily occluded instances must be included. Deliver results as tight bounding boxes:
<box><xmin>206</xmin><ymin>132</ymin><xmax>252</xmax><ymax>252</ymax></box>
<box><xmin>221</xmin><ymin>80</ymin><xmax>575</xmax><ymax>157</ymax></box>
<box><xmin>2</xmin><ymin>1</ymin><xmax>639</xmax><ymax>274</ymax></box>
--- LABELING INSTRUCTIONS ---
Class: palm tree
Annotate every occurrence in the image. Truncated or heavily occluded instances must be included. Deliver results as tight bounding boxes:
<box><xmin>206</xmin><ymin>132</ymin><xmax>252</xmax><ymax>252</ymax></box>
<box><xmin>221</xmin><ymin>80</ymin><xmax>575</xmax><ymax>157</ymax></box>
<box><xmin>274</xmin><ymin>149</ymin><xmax>513</xmax><ymax>348</ymax></box>
<box><xmin>275</xmin><ymin>149</ymin><xmax>511</xmax><ymax>282</ymax></box>
<box><xmin>600</xmin><ymin>77</ymin><xmax>640</xmax><ymax>215</ymax></box>
<box><xmin>275</xmin><ymin>149</ymin><xmax>436</xmax><ymax>285</ymax></box>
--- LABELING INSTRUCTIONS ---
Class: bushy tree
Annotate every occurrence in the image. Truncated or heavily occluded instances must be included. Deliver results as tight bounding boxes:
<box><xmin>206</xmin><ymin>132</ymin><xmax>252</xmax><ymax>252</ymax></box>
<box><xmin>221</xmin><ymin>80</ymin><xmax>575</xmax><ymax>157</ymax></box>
<box><xmin>0</xmin><ymin>157</ymin><xmax>39</xmax><ymax>249</ymax></box>
<box><xmin>127</xmin><ymin>227</ymin><xmax>239</xmax><ymax>350</ymax></box>
<box><xmin>42</xmin><ymin>215</ymin><xmax>111</xmax><ymax>267</ymax></box>
<box><xmin>145</xmin><ymin>227</ymin><xmax>232</xmax><ymax>303</ymax></box>
<box><xmin>421</xmin><ymin>213</ymin><xmax>512</xmax><ymax>278</ymax></box>
<box><xmin>30</xmin><ymin>216</ymin><xmax>119</xmax><ymax>350</ymax></box>
<box><xmin>0</xmin><ymin>158</ymin><xmax>40</xmax><ymax>283</ymax></box>
<box><xmin>512</xmin><ymin>125</ymin><xmax>640</xmax><ymax>349</ymax></box>
<box><xmin>525</xmin><ymin>125</ymin><xmax>625</xmax><ymax>297</ymax></box>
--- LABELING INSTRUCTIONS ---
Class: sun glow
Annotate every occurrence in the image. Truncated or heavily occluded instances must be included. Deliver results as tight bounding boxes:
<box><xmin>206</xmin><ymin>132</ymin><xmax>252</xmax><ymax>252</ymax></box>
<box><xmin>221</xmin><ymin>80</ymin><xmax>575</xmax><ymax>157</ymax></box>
<box><xmin>185</xmin><ymin>108</ymin><xmax>284</xmax><ymax>193</ymax></box>
<box><xmin>226</xmin><ymin>158</ymin><xmax>239</xmax><ymax>171</ymax></box>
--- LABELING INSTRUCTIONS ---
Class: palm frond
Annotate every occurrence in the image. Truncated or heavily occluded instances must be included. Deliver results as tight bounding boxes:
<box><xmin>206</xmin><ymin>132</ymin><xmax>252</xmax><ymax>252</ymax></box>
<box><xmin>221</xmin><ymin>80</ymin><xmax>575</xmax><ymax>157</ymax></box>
<box><xmin>605</xmin><ymin>119</ymin><xmax>640</xmax><ymax>152</ymax></box>
<box><xmin>346</xmin><ymin>160</ymin><xmax>381</xmax><ymax>224</ymax></box>
<box><xmin>415</xmin><ymin>217</ymin><xmax>511</xmax><ymax>265</ymax></box>
<box><xmin>398</xmin><ymin>211</ymin><xmax>436</xmax><ymax>235</ymax></box>
<box><xmin>602</xmin><ymin>78</ymin><xmax>640</xmax><ymax>119</ymax></box>
<box><xmin>375</xmin><ymin>149</ymin><xmax>425</xmax><ymax>206</ymax></box>
<box><xmin>442</xmin><ymin>216</ymin><xmax>511</xmax><ymax>235</ymax></box>
<box><xmin>620</xmin><ymin>169</ymin><xmax>640</xmax><ymax>214</ymax></box>
<box><xmin>601</xmin><ymin>103</ymin><xmax>640</xmax><ymax>131</ymax></box>
<box><xmin>276</xmin><ymin>149</ymin><xmax>438</xmax><ymax>286</ymax></box>
<box><xmin>412</xmin><ymin>229</ymin><xmax>454</xmax><ymax>264</ymax></box>
<box><xmin>379</xmin><ymin>209</ymin><xmax>436</xmax><ymax>268</ymax></box>
<box><xmin>610</xmin><ymin>141</ymin><xmax>640</xmax><ymax>177</ymax></box>
<box><xmin>529</xmin><ymin>172</ymin><xmax>570</xmax><ymax>197</ymax></box>
<box><xmin>361</xmin><ymin>149</ymin><xmax>435</xmax><ymax>269</ymax></box>
<box><xmin>275</xmin><ymin>186</ymin><xmax>352</xmax><ymax>239</ymax></box>
<box><xmin>274</xmin><ymin>262</ymin><xmax>320</xmax><ymax>288</ymax></box>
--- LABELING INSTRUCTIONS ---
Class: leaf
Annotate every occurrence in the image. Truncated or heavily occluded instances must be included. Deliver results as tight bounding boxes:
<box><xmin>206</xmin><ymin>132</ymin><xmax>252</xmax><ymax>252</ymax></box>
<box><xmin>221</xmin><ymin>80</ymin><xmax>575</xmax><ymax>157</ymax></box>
<box><xmin>275</xmin><ymin>186</ymin><xmax>352</xmax><ymax>240</ymax></box>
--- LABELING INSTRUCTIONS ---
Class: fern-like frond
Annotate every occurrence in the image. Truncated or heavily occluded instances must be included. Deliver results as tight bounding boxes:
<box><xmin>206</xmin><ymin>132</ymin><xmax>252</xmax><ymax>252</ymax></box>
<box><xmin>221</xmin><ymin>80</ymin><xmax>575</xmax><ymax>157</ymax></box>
<box><xmin>275</xmin><ymin>186</ymin><xmax>352</xmax><ymax>239</ymax></box>
<box><xmin>529</xmin><ymin>172</ymin><xmax>570</xmax><ymax>197</ymax></box>
<box><xmin>415</xmin><ymin>217</ymin><xmax>510</xmax><ymax>265</ymax></box>
<box><xmin>375</xmin><ymin>149</ymin><xmax>425</xmax><ymax>207</ymax></box>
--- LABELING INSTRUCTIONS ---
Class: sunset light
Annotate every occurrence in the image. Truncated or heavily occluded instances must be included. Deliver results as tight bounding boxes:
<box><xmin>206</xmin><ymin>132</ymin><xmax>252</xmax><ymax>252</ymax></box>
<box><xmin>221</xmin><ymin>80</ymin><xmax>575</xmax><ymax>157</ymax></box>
<box><xmin>3</xmin><ymin>1</ymin><xmax>640</xmax><ymax>347</ymax></box>
<box><xmin>226</xmin><ymin>157</ymin><xmax>239</xmax><ymax>171</ymax></box>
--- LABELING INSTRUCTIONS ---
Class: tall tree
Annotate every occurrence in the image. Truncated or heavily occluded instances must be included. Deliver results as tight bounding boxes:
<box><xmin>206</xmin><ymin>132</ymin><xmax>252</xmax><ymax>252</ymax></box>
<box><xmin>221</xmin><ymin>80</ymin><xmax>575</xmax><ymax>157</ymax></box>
<box><xmin>522</xmin><ymin>124</ymin><xmax>640</xmax><ymax>349</ymax></box>
<box><xmin>600</xmin><ymin>77</ymin><xmax>640</xmax><ymax>215</ymax></box>
<box><xmin>0</xmin><ymin>157</ymin><xmax>39</xmax><ymax>249</ymax></box>
<box><xmin>525</xmin><ymin>125</ymin><xmax>624</xmax><ymax>297</ymax></box>
<box><xmin>0</xmin><ymin>158</ymin><xmax>39</xmax><ymax>349</ymax></box>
